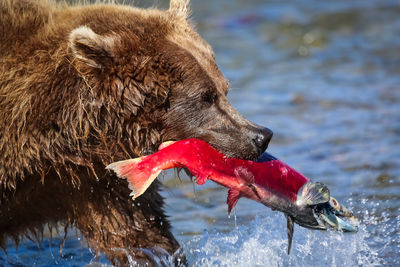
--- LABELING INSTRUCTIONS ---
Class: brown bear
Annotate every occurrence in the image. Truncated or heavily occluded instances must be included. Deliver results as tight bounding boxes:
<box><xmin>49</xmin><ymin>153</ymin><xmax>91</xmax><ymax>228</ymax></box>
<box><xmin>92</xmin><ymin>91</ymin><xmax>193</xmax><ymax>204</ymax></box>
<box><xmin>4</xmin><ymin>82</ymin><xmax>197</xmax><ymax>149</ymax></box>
<box><xmin>0</xmin><ymin>0</ymin><xmax>272</xmax><ymax>265</ymax></box>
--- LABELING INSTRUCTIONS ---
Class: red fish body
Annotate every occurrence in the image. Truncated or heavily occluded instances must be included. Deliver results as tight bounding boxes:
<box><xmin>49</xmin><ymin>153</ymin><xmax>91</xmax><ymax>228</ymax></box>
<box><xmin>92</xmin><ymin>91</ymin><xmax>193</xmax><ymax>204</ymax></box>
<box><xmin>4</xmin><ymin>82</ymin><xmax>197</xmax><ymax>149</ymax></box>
<box><xmin>107</xmin><ymin>138</ymin><xmax>357</xmax><ymax>254</ymax></box>
<box><xmin>108</xmin><ymin>139</ymin><xmax>313</xmax><ymax>217</ymax></box>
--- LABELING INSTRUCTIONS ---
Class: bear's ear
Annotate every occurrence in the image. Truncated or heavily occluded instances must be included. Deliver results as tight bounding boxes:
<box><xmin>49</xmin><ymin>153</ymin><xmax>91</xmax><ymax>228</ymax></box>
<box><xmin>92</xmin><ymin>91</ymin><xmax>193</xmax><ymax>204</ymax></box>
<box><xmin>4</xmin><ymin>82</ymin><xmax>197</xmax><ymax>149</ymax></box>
<box><xmin>169</xmin><ymin>0</ymin><xmax>191</xmax><ymax>20</ymax></box>
<box><xmin>69</xmin><ymin>26</ymin><xmax>114</xmax><ymax>69</ymax></box>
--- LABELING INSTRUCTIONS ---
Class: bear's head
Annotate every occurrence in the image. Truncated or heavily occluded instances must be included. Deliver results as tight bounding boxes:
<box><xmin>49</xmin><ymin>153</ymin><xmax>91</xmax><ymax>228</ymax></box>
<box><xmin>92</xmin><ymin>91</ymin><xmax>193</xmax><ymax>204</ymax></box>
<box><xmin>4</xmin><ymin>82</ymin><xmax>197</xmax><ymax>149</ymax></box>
<box><xmin>67</xmin><ymin>0</ymin><xmax>272</xmax><ymax>165</ymax></box>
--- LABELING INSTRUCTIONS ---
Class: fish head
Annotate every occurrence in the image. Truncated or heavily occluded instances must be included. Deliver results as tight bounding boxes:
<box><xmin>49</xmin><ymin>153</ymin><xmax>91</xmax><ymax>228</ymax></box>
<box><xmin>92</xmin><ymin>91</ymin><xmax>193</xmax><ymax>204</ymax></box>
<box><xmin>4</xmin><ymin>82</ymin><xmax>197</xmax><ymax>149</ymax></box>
<box><xmin>282</xmin><ymin>182</ymin><xmax>358</xmax><ymax>254</ymax></box>
<box><xmin>293</xmin><ymin>182</ymin><xmax>359</xmax><ymax>232</ymax></box>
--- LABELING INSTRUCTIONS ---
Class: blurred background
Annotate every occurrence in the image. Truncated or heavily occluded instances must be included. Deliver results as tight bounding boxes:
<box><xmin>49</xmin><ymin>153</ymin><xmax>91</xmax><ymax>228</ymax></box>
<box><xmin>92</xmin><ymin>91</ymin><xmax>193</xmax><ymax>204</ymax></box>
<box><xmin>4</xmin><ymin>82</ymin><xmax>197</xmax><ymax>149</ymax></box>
<box><xmin>1</xmin><ymin>0</ymin><xmax>399</xmax><ymax>266</ymax></box>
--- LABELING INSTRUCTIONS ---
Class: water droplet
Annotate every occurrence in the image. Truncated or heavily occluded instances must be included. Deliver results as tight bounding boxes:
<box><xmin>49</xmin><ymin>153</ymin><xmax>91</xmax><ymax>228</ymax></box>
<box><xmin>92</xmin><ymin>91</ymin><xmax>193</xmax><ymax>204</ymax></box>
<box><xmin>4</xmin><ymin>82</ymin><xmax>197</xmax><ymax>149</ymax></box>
<box><xmin>303</xmin><ymin>32</ymin><xmax>316</xmax><ymax>44</ymax></box>
<box><xmin>233</xmin><ymin>208</ymin><xmax>237</xmax><ymax>228</ymax></box>
<box><xmin>192</xmin><ymin>181</ymin><xmax>197</xmax><ymax>201</ymax></box>
<box><xmin>280</xmin><ymin>166</ymin><xmax>288</xmax><ymax>176</ymax></box>
<box><xmin>298</xmin><ymin>46</ymin><xmax>309</xmax><ymax>56</ymax></box>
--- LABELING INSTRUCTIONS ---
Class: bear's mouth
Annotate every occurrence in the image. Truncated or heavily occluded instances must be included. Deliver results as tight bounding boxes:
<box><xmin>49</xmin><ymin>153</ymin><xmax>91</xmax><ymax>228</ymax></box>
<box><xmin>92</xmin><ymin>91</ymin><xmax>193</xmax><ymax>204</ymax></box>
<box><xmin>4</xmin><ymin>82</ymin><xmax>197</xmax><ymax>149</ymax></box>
<box><xmin>155</xmin><ymin>139</ymin><xmax>265</xmax><ymax>162</ymax></box>
<box><xmin>206</xmin><ymin>143</ymin><xmax>266</xmax><ymax>162</ymax></box>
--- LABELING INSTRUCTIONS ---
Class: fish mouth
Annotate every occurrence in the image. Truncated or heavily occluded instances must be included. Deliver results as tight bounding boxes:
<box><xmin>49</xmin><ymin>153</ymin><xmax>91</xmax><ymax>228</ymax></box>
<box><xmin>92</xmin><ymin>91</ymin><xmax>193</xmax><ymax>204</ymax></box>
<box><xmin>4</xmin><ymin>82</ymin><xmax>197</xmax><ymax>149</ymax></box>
<box><xmin>311</xmin><ymin>197</ymin><xmax>359</xmax><ymax>232</ymax></box>
<box><xmin>295</xmin><ymin>182</ymin><xmax>358</xmax><ymax>232</ymax></box>
<box><xmin>284</xmin><ymin>182</ymin><xmax>358</xmax><ymax>254</ymax></box>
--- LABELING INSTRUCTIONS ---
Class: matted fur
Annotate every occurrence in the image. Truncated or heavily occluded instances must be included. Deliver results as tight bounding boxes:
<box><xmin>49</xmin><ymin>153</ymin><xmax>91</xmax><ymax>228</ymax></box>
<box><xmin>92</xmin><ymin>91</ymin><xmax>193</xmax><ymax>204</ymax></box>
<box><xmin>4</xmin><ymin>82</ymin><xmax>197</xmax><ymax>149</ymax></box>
<box><xmin>0</xmin><ymin>0</ymin><xmax>271</xmax><ymax>265</ymax></box>
<box><xmin>0</xmin><ymin>0</ymin><xmax>191</xmax><ymax>191</ymax></box>
<box><xmin>0</xmin><ymin>0</ymin><xmax>191</xmax><ymax>264</ymax></box>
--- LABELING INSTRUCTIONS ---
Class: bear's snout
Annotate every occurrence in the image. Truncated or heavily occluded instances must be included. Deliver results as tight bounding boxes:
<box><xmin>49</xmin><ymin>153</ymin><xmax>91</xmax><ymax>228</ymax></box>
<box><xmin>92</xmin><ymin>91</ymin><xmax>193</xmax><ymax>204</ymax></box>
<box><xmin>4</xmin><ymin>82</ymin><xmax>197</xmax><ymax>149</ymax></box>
<box><xmin>252</xmin><ymin>127</ymin><xmax>273</xmax><ymax>156</ymax></box>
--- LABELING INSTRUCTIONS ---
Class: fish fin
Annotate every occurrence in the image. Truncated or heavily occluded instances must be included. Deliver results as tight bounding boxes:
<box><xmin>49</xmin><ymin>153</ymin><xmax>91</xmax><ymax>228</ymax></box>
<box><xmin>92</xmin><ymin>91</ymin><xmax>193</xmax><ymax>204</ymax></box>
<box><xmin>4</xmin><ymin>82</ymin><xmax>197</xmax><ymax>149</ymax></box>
<box><xmin>106</xmin><ymin>157</ymin><xmax>161</xmax><ymax>200</ymax></box>
<box><xmin>227</xmin><ymin>188</ymin><xmax>240</xmax><ymax>215</ymax></box>
<box><xmin>195</xmin><ymin>174</ymin><xmax>208</xmax><ymax>185</ymax></box>
<box><xmin>158</xmin><ymin>141</ymin><xmax>176</xmax><ymax>150</ymax></box>
<box><xmin>234</xmin><ymin>167</ymin><xmax>254</xmax><ymax>183</ymax></box>
<box><xmin>248</xmin><ymin>184</ymin><xmax>261</xmax><ymax>200</ymax></box>
<box><xmin>106</xmin><ymin>158</ymin><xmax>143</xmax><ymax>178</ymax></box>
<box><xmin>286</xmin><ymin>215</ymin><xmax>294</xmax><ymax>254</ymax></box>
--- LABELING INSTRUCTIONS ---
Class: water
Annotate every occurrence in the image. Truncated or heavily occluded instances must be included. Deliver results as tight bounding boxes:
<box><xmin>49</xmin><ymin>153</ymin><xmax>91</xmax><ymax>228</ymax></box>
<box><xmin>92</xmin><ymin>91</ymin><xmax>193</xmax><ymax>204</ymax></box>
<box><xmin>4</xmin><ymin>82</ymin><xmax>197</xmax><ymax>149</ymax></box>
<box><xmin>1</xmin><ymin>0</ymin><xmax>399</xmax><ymax>266</ymax></box>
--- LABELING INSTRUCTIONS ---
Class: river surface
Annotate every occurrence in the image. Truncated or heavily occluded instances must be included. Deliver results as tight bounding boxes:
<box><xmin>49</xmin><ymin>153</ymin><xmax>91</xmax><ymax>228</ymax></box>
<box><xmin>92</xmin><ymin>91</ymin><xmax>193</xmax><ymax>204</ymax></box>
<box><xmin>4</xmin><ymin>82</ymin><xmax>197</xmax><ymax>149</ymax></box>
<box><xmin>1</xmin><ymin>0</ymin><xmax>399</xmax><ymax>266</ymax></box>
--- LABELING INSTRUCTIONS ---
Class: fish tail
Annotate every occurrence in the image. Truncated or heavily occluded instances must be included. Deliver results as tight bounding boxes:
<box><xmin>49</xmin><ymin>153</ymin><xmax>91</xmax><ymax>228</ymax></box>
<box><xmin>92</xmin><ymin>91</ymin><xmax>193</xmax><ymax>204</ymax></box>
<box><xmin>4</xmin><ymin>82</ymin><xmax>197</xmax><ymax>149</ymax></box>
<box><xmin>106</xmin><ymin>157</ymin><xmax>161</xmax><ymax>200</ymax></box>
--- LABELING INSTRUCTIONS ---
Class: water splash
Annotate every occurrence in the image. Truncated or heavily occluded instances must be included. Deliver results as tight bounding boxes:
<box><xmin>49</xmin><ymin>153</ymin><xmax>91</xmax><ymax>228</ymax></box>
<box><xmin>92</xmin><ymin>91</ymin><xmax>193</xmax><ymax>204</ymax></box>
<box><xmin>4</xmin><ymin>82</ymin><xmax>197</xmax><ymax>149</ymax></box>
<box><xmin>1</xmin><ymin>198</ymin><xmax>397</xmax><ymax>266</ymax></box>
<box><xmin>185</xmin><ymin>212</ymin><xmax>383</xmax><ymax>267</ymax></box>
<box><xmin>110</xmin><ymin>246</ymin><xmax>175</xmax><ymax>266</ymax></box>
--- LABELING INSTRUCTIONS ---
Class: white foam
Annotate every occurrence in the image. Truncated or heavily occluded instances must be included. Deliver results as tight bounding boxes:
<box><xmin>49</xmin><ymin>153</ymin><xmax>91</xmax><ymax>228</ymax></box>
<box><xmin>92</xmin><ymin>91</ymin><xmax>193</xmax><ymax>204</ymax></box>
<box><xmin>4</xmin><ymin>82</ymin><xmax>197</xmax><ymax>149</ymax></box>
<box><xmin>184</xmin><ymin>212</ymin><xmax>382</xmax><ymax>267</ymax></box>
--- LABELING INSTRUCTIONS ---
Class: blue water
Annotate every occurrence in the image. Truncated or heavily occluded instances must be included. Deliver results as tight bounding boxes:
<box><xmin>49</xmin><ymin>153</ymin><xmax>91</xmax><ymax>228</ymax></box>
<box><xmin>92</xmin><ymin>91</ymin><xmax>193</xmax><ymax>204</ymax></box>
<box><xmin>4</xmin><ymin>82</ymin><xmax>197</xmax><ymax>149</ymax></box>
<box><xmin>1</xmin><ymin>0</ymin><xmax>399</xmax><ymax>266</ymax></box>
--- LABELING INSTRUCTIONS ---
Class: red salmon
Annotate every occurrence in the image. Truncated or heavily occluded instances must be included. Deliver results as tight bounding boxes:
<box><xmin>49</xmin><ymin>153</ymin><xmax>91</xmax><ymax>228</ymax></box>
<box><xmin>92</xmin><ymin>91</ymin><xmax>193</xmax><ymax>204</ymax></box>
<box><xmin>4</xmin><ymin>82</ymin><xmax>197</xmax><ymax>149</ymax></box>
<box><xmin>107</xmin><ymin>138</ymin><xmax>357</xmax><ymax>253</ymax></box>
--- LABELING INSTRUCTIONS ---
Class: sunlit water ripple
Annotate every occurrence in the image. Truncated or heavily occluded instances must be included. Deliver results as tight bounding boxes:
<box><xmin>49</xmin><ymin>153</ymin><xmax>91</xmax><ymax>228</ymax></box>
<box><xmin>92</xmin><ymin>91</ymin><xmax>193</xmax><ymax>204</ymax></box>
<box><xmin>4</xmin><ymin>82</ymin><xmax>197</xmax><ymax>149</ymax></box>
<box><xmin>1</xmin><ymin>0</ymin><xmax>399</xmax><ymax>266</ymax></box>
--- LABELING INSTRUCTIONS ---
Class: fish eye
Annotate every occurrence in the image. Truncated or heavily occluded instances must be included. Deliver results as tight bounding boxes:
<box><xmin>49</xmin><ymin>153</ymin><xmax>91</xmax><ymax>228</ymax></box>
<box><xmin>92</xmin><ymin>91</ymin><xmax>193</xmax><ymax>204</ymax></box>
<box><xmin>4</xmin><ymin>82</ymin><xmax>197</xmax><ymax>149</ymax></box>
<box><xmin>330</xmin><ymin>197</ymin><xmax>339</xmax><ymax>208</ymax></box>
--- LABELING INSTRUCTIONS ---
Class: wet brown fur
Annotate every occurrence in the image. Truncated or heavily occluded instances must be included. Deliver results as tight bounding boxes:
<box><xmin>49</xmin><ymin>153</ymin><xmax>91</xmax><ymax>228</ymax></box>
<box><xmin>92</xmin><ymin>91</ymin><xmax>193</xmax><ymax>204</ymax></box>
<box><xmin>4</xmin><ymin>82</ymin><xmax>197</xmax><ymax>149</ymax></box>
<box><xmin>0</xmin><ymin>0</ymin><xmax>271</xmax><ymax>264</ymax></box>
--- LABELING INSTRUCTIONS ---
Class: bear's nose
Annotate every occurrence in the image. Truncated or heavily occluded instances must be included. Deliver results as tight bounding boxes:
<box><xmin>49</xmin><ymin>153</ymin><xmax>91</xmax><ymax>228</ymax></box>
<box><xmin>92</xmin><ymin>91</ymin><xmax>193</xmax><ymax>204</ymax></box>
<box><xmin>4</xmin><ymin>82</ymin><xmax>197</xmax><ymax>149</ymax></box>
<box><xmin>253</xmin><ymin>127</ymin><xmax>273</xmax><ymax>154</ymax></box>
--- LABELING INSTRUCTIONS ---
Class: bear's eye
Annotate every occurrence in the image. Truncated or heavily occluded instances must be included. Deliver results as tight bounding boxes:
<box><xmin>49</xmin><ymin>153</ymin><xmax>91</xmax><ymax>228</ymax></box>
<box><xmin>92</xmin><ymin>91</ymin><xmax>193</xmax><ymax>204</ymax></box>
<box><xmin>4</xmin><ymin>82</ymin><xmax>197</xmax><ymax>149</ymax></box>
<box><xmin>201</xmin><ymin>91</ymin><xmax>218</xmax><ymax>105</ymax></box>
